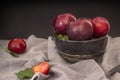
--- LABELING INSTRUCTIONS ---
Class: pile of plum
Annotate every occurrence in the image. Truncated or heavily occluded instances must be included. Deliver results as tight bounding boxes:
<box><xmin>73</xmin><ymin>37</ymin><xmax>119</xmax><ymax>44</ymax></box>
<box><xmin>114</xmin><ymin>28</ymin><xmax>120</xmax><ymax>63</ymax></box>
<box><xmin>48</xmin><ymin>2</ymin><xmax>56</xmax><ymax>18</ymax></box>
<box><xmin>53</xmin><ymin>13</ymin><xmax>110</xmax><ymax>41</ymax></box>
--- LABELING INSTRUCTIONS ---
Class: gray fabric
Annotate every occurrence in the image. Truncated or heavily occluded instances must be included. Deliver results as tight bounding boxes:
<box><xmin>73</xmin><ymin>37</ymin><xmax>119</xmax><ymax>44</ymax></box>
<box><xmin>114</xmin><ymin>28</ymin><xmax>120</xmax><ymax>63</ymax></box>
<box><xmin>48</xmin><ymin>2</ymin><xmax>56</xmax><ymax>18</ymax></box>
<box><xmin>0</xmin><ymin>35</ymin><xmax>119</xmax><ymax>80</ymax></box>
<box><xmin>101</xmin><ymin>37</ymin><xmax>120</xmax><ymax>80</ymax></box>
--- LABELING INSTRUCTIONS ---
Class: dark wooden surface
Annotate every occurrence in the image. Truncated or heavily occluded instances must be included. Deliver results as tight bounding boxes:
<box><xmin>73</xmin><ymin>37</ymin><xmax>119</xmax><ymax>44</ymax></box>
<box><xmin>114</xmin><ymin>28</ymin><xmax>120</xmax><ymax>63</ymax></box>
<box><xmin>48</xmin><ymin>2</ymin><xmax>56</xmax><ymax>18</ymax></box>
<box><xmin>0</xmin><ymin>1</ymin><xmax>120</xmax><ymax>39</ymax></box>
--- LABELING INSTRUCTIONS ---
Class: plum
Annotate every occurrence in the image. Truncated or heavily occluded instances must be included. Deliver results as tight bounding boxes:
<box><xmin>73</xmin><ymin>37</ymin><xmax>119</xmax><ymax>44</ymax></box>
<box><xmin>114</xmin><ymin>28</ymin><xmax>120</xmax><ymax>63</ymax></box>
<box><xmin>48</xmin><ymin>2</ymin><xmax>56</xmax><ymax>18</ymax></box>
<box><xmin>8</xmin><ymin>38</ymin><xmax>26</xmax><ymax>54</ymax></box>
<box><xmin>92</xmin><ymin>17</ymin><xmax>110</xmax><ymax>37</ymax></box>
<box><xmin>66</xmin><ymin>18</ymin><xmax>94</xmax><ymax>41</ymax></box>
<box><xmin>53</xmin><ymin>13</ymin><xmax>76</xmax><ymax>34</ymax></box>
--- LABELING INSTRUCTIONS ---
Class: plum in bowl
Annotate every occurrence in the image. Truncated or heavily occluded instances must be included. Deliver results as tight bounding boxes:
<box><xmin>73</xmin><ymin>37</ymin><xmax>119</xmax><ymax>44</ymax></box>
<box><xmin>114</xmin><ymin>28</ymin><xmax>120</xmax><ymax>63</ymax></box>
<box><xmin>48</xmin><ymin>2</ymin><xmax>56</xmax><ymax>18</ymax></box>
<box><xmin>55</xmin><ymin>35</ymin><xmax>108</xmax><ymax>62</ymax></box>
<box><xmin>53</xmin><ymin>13</ymin><xmax>110</xmax><ymax>62</ymax></box>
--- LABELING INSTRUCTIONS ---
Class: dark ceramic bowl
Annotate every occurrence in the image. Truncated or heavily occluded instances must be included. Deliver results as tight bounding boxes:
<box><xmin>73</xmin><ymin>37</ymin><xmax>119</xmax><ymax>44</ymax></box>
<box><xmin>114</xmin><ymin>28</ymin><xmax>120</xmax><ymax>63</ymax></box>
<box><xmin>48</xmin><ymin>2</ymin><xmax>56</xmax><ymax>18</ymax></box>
<box><xmin>55</xmin><ymin>35</ymin><xmax>108</xmax><ymax>62</ymax></box>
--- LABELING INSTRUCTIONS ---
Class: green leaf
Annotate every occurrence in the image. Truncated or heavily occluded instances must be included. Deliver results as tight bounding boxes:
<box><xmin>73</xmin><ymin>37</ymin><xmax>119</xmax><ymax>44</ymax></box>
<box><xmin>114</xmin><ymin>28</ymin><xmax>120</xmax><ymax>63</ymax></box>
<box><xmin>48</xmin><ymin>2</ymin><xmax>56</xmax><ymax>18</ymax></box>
<box><xmin>5</xmin><ymin>48</ymin><xmax>19</xmax><ymax>57</ymax></box>
<box><xmin>56</xmin><ymin>34</ymin><xmax>62</xmax><ymax>39</ymax></box>
<box><xmin>62</xmin><ymin>35</ymin><xmax>69</xmax><ymax>41</ymax></box>
<box><xmin>56</xmin><ymin>34</ymin><xmax>69</xmax><ymax>41</ymax></box>
<box><xmin>15</xmin><ymin>68</ymin><xmax>34</xmax><ymax>80</ymax></box>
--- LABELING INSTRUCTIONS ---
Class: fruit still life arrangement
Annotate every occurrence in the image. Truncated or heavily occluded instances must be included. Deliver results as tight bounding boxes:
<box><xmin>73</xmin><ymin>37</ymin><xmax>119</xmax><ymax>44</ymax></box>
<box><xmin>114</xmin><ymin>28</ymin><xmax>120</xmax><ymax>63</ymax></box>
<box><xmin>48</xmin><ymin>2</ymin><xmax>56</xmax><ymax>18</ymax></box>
<box><xmin>53</xmin><ymin>13</ymin><xmax>110</xmax><ymax>41</ymax></box>
<box><xmin>53</xmin><ymin>13</ymin><xmax>110</xmax><ymax>62</ymax></box>
<box><xmin>4</xmin><ymin>13</ymin><xmax>110</xmax><ymax>79</ymax></box>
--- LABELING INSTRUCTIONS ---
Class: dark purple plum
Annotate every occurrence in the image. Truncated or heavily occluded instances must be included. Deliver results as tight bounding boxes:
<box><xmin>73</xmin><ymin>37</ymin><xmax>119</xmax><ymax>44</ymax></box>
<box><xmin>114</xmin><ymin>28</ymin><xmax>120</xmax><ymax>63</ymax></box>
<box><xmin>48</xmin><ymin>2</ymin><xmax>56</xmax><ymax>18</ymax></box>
<box><xmin>53</xmin><ymin>13</ymin><xmax>76</xmax><ymax>34</ymax></box>
<box><xmin>66</xmin><ymin>18</ymin><xmax>94</xmax><ymax>41</ymax></box>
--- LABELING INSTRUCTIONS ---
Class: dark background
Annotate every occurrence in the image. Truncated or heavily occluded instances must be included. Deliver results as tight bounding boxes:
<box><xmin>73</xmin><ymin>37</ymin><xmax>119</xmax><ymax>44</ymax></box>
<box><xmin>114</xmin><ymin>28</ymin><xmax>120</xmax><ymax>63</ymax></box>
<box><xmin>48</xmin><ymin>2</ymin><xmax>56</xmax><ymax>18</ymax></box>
<box><xmin>0</xmin><ymin>1</ymin><xmax>120</xmax><ymax>39</ymax></box>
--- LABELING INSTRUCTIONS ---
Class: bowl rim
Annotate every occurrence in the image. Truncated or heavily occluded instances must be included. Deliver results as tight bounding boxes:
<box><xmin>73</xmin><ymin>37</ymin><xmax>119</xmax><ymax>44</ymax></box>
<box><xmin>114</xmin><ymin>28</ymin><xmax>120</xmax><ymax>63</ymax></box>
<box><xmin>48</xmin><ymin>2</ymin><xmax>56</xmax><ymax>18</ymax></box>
<box><xmin>56</xmin><ymin>35</ymin><xmax>109</xmax><ymax>43</ymax></box>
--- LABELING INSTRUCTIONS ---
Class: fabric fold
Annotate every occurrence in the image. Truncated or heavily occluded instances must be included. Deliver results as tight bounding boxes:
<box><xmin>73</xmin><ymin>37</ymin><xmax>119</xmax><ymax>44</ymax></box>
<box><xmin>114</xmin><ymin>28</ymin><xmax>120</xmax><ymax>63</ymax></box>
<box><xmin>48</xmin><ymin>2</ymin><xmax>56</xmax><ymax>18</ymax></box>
<box><xmin>1</xmin><ymin>35</ymin><xmax>120</xmax><ymax>80</ymax></box>
<box><xmin>101</xmin><ymin>37</ymin><xmax>120</xmax><ymax>80</ymax></box>
<box><xmin>47</xmin><ymin>36</ymin><xmax>108</xmax><ymax>80</ymax></box>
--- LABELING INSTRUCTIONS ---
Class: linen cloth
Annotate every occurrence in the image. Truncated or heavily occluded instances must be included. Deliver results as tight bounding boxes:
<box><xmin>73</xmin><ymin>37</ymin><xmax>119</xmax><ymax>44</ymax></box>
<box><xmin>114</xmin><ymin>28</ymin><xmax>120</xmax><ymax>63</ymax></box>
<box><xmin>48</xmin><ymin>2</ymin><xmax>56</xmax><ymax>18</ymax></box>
<box><xmin>101</xmin><ymin>37</ymin><xmax>120</xmax><ymax>80</ymax></box>
<box><xmin>0</xmin><ymin>35</ymin><xmax>119</xmax><ymax>80</ymax></box>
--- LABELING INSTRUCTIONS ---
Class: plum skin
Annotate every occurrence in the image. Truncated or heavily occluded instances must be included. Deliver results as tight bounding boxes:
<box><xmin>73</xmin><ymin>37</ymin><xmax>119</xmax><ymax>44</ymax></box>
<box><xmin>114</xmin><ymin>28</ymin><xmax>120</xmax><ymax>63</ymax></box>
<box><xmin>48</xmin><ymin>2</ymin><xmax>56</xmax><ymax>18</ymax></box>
<box><xmin>92</xmin><ymin>17</ymin><xmax>110</xmax><ymax>37</ymax></box>
<box><xmin>8</xmin><ymin>38</ymin><xmax>26</xmax><ymax>54</ymax></box>
<box><xmin>67</xmin><ymin>18</ymin><xmax>94</xmax><ymax>41</ymax></box>
<box><xmin>53</xmin><ymin>13</ymin><xmax>76</xmax><ymax>34</ymax></box>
